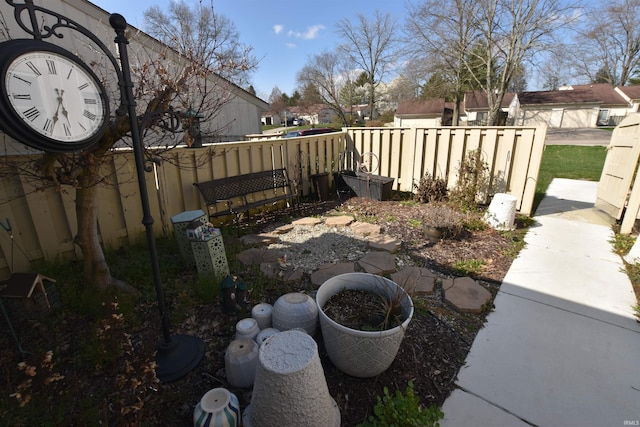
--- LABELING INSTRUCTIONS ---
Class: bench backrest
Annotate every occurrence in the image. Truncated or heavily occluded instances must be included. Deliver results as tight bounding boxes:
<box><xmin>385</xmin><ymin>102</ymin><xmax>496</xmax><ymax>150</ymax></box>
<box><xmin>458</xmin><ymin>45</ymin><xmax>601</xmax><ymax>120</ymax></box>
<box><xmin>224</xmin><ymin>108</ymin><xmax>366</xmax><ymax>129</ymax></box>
<box><xmin>195</xmin><ymin>168</ymin><xmax>292</xmax><ymax>204</ymax></box>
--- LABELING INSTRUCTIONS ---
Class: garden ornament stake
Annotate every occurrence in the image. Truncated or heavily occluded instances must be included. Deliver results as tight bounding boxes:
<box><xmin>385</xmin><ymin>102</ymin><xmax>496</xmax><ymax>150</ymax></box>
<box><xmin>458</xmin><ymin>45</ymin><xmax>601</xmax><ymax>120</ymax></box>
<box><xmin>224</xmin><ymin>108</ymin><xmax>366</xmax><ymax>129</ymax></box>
<box><xmin>3</xmin><ymin>0</ymin><xmax>204</xmax><ymax>382</ymax></box>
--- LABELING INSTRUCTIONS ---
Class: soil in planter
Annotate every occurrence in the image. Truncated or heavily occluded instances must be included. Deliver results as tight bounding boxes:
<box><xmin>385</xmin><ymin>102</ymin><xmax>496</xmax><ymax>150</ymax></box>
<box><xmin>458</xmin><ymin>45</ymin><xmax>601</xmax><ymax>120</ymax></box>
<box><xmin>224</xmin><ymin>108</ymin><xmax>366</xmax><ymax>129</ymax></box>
<box><xmin>322</xmin><ymin>289</ymin><xmax>405</xmax><ymax>331</ymax></box>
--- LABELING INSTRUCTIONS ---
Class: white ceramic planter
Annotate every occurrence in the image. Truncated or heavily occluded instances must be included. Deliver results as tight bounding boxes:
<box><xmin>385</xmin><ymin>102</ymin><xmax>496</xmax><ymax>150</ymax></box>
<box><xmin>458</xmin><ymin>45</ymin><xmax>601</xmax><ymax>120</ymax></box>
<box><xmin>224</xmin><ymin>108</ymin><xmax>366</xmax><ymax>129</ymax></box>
<box><xmin>235</xmin><ymin>318</ymin><xmax>260</xmax><ymax>341</ymax></box>
<box><xmin>193</xmin><ymin>387</ymin><xmax>240</xmax><ymax>427</ymax></box>
<box><xmin>251</xmin><ymin>303</ymin><xmax>273</xmax><ymax>329</ymax></box>
<box><xmin>224</xmin><ymin>338</ymin><xmax>259</xmax><ymax>388</ymax></box>
<box><xmin>243</xmin><ymin>330</ymin><xmax>340</xmax><ymax>427</ymax></box>
<box><xmin>316</xmin><ymin>272</ymin><xmax>414</xmax><ymax>378</ymax></box>
<box><xmin>272</xmin><ymin>292</ymin><xmax>318</xmax><ymax>335</ymax></box>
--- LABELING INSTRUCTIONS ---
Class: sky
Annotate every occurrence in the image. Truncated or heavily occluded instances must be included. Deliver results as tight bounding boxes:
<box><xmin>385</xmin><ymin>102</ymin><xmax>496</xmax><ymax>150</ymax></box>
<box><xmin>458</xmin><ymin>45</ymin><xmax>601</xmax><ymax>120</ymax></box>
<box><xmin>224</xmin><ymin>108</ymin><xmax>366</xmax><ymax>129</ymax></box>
<box><xmin>90</xmin><ymin>0</ymin><xmax>403</xmax><ymax>101</ymax></box>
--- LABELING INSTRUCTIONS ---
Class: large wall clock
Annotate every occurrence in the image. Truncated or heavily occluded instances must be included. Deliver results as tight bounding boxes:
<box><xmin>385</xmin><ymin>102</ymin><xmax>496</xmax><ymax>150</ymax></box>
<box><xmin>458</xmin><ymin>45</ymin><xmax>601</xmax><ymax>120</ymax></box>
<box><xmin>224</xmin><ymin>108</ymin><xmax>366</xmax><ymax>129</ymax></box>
<box><xmin>0</xmin><ymin>39</ymin><xmax>109</xmax><ymax>152</ymax></box>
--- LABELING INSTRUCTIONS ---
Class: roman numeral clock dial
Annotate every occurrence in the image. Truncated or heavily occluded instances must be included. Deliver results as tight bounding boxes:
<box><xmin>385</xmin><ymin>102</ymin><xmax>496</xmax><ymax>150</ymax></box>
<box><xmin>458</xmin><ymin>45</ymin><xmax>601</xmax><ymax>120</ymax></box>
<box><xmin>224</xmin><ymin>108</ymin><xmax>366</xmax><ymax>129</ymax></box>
<box><xmin>0</xmin><ymin>40</ymin><xmax>109</xmax><ymax>152</ymax></box>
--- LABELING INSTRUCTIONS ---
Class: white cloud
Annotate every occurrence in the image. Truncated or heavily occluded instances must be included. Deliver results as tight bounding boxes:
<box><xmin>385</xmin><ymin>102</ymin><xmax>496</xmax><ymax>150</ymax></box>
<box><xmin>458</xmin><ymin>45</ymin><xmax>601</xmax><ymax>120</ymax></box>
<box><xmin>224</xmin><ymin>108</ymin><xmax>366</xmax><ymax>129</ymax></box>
<box><xmin>286</xmin><ymin>42</ymin><xmax>296</xmax><ymax>49</ymax></box>
<box><xmin>287</xmin><ymin>24</ymin><xmax>325</xmax><ymax>40</ymax></box>
<box><xmin>273</xmin><ymin>24</ymin><xmax>284</xmax><ymax>34</ymax></box>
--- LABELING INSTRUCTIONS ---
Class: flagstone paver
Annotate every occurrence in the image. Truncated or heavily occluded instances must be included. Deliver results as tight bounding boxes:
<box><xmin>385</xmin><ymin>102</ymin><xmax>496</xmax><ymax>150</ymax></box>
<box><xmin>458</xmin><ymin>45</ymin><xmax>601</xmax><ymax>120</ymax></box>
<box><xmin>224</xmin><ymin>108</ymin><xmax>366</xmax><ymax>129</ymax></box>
<box><xmin>237</xmin><ymin>247</ymin><xmax>282</xmax><ymax>266</ymax></box>
<box><xmin>260</xmin><ymin>262</ymin><xmax>304</xmax><ymax>284</ymax></box>
<box><xmin>350</xmin><ymin>221</ymin><xmax>381</xmax><ymax>236</ymax></box>
<box><xmin>325</xmin><ymin>215</ymin><xmax>355</xmax><ymax>227</ymax></box>
<box><xmin>291</xmin><ymin>217</ymin><xmax>323</xmax><ymax>226</ymax></box>
<box><xmin>442</xmin><ymin>276</ymin><xmax>491</xmax><ymax>313</ymax></box>
<box><xmin>310</xmin><ymin>262</ymin><xmax>356</xmax><ymax>286</ymax></box>
<box><xmin>391</xmin><ymin>267</ymin><xmax>436</xmax><ymax>295</ymax></box>
<box><xmin>357</xmin><ymin>251</ymin><xmax>396</xmax><ymax>275</ymax></box>
<box><xmin>240</xmin><ymin>233</ymin><xmax>279</xmax><ymax>246</ymax></box>
<box><xmin>272</xmin><ymin>224</ymin><xmax>295</xmax><ymax>234</ymax></box>
<box><xmin>367</xmin><ymin>234</ymin><xmax>402</xmax><ymax>252</ymax></box>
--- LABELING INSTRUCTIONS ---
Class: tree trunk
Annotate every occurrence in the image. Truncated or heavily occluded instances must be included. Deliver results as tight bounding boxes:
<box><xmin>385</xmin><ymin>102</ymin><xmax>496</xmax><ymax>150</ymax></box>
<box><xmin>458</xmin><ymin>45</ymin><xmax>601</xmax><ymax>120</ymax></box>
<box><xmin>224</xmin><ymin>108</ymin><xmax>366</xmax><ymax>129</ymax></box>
<box><xmin>75</xmin><ymin>165</ymin><xmax>114</xmax><ymax>290</ymax></box>
<box><xmin>74</xmin><ymin>161</ymin><xmax>136</xmax><ymax>294</ymax></box>
<box><xmin>74</xmin><ymin>159</ymin><xmax>141</xmax><ymax>294</ymax></box>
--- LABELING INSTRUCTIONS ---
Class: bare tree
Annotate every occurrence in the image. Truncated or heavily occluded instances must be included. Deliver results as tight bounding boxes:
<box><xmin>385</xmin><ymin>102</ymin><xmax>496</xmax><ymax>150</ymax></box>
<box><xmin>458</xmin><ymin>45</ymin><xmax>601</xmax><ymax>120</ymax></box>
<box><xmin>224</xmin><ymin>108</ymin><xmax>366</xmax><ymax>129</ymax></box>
<box><xmin>1</xmin><ymin>3</ymin><xmax>257</xmax><ymax>291</ymax></box>
<box><xmin>574</xmin><ymin>0</ymin><xmax>640</xmax><ymax>86</ymax></box>
<box><xmin>297</xmin><ymin>50</ymin><xmax>349</xmax><ymax>125</ymax></box>
<box><xmin>336</xmin><ymin>10</ymin><xmax>399</xmax><ymax>121</ymax></box>
<box><xmin>144</xmin><ymin>0</ymin><xmax>256</xmax><ymax>88</ymax></box>
<box><xmin>468</xmin><ymin>0</ymin><xmax>579</xmax><ymax>124</ymax></box>
<box><xmin>405</xmin><ymin>0</ymin><xmax>478</xmax><ymax>124</ymax></box>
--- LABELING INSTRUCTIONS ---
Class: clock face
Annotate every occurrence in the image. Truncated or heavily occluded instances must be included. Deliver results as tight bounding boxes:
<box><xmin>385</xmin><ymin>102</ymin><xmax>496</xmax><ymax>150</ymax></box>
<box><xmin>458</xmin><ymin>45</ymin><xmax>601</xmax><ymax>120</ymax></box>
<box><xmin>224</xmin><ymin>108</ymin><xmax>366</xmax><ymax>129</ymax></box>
<box><xmin>0</xmin><ymin>40</ymin><xmax>109</xmax><ymax>152</ymax></box>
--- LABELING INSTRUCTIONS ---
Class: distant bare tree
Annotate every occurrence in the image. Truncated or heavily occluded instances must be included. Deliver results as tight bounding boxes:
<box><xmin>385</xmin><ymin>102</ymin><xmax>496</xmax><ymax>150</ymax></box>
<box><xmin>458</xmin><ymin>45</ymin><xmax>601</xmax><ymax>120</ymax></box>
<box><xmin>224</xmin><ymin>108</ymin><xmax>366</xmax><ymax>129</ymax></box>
<box><xmin>297</xmin><ymin>50</ymin><xmax>349</xmax><ymax>125</ymax></box>
<box><xmin>336</xmin><ymin>10</ymin><xmax>399</xmax><ymax>120</ymax></box>
<box><xmin>574</xmin><ymin>0</ymin><xmax>640</xmax><ymax>86</ymax></box>
<box><xmin>405</xmin><ymin>0</ymin><xmax>478</xmax><ymax>124</ymax></box>
<box><xmin>144</xmin><ymin>0</ymin><xmax>257</xmax><ymax>87</ymax></box>
<box><xmin>469</xmin><ymin>0</ymin><xmax>579</xmax><ymax>124</ymax></box>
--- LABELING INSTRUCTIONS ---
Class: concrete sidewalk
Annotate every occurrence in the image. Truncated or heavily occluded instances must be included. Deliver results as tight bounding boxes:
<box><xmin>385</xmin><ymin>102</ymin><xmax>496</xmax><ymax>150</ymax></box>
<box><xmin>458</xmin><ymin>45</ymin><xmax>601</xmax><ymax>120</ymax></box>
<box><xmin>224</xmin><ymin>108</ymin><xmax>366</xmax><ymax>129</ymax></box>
<box><xmin>441</xmin><ymin>178</ymin><xmax>640</xmax><ymax>427</ymax></box>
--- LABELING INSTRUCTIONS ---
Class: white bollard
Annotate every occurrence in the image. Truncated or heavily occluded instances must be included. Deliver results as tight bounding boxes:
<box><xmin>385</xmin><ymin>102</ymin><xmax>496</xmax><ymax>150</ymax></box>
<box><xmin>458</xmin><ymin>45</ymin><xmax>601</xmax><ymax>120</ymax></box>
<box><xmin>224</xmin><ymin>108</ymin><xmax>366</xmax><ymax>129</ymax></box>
<box><xmin>485</xmin><ymin>193</ymin><xmax>518</xmax><ymax>230</ymax></box>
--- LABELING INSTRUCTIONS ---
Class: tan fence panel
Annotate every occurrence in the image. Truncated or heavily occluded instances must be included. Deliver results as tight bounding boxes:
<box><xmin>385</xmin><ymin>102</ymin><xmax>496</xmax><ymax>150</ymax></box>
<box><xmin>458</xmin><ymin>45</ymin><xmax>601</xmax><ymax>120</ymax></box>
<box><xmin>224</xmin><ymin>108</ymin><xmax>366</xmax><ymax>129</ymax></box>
<box><xmin>345</xmin><ymin>126</ymin><xmax>545</xmax><ymax>212</ymax></box>
<box><xmin>0</xmin><ymin>126</ymin><xmax>545</xmax><ymax>278</ymax></box>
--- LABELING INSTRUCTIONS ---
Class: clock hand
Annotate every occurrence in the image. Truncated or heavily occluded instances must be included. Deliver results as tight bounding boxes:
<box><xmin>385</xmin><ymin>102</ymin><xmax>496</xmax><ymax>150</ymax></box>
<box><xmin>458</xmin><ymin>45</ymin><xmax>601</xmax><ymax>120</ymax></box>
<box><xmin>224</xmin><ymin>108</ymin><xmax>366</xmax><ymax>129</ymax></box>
<box><xmin>49</xmin><ymin>88</ymin><xmax>65</xmax><ymax>132</ymax></box>
<box><xmin>55</xmin><ymin>88</ymin><xmax>72</xmax><ymax>131</ymax></box>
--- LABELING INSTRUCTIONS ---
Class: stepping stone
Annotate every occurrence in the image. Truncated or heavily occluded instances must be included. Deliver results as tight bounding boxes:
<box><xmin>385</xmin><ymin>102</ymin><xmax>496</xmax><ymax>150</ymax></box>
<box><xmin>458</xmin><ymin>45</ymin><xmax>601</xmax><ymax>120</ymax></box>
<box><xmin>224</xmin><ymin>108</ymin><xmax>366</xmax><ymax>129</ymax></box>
<box><xmin>325</xmin><ymin>215</ymin><xmax>354</xmax><ymax>227</ymax></box>
<box><xmin>272</xmin><ymin>224</ymin><xmax>294</xmax><ymax>234</ymax></box>
<box><xmin>391</xmin><ymin>267</ymin><xmax>436</xmax><ymax>295</ymax></box>
<box><xmin>237</xmin><ymin>248</ymin><xmax>283</xmax><ymax>266</ymax></box>
<box><xmin>368</xmin><ymin>234</ymin><xmax>401</xmax><ymax>253</ymax></box>
<box><xmin>357</xmin><ymin>251</ymin><xmax>396</xmax><ymax>275</ymax></box>
<box><xmin>240</xmin><ymin>233</ymin><xmax>279</xmax><ymax>246</ymax></box>
<box><xmin>260</xmin><ymin>262</ymin><xmax>303</xmax><ymax>285</ymax></box>
<box><xmin>350</xmin><ymin>221</ymin><xmax>381</xmax><ymax>236</ymax></box>
<box><xmin>310</xmin><ymin>262</ymin><xmax>356</xmax><ymax>286</ymax></box>
<box><xmin>442</xmin><ymin>277</ymin><xmax>492</xmax><ymax>313</ymax></box>
<box><xmin>292</xmin><ymin>217</ymin><xmax>323</xmax><ymax>226</ymax></box>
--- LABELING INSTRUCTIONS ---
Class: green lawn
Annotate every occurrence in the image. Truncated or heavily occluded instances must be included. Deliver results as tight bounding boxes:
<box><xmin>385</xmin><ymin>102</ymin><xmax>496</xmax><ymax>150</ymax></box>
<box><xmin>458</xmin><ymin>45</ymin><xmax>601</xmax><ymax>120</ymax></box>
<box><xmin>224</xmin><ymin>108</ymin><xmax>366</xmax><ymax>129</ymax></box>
<box><xmin>533</xmin><ymin>145</ymin><xmax>608</xmax><ymax>211</ymax></box>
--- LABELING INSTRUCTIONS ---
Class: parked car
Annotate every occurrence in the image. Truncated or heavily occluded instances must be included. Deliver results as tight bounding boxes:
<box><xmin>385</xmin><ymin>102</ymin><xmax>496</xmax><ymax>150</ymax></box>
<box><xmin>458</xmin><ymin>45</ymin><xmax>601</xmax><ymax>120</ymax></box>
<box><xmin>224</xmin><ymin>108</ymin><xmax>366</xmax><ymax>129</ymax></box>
<box><xmin>283</xmin><ymin>127</ymin><xmax>337</xmax><ymax>138</ymax></box>
<box><xmin>293</xmin><ymin>118</ymin><xmax>306</xmax><ymax>126</ymax></box>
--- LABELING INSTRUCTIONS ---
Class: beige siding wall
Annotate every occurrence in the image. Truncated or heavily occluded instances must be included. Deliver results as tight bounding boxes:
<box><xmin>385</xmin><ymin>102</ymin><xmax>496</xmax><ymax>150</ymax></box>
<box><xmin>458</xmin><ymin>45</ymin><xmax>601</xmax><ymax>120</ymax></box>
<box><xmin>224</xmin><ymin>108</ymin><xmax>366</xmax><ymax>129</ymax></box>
<box><xmin>0</xmin><ymin>126</ymin><xmax>546</xmax><ymax>279</ymax></box>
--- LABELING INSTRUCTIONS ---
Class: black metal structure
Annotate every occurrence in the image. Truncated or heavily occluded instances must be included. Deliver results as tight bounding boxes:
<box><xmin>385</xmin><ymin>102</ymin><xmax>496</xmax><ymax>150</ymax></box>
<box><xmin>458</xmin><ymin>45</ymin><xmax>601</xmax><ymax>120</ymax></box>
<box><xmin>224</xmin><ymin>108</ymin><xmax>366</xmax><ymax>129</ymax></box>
<box><xmin>2</xmin><ymin>0</ymin><xmax>204</xmax><ymax>382</ymax></box>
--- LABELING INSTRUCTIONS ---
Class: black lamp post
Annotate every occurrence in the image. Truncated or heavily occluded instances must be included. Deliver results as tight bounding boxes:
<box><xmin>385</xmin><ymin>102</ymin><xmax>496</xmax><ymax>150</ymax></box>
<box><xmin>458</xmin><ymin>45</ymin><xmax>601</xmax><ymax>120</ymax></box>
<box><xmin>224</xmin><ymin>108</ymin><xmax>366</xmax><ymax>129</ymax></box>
<box><xmin>110</xmin><ymin>14</ymin><xmax>204</xmax><ymax>383</ymax></box>
<box><xmin>3</xmin><ymin>0</ymin><xmax>204</xmax><ymax>382</ymax></box>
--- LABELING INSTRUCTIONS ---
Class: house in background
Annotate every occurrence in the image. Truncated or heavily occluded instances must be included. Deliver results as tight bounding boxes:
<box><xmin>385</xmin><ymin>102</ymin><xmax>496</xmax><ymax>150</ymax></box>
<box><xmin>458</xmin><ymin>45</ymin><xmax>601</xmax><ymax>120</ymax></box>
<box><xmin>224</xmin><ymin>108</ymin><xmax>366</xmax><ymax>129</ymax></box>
<box><xmin>462</xmin><ymin>91</ymin><xmax>514</xmax><ymax>126</ymax></box>
<box><xmin>393</xmin><ymin>99</ymin><xmax>453</xmax><ymax>127</ymax></box>
<box><xmin>261</xmin><ymin>111</ymin><xmax>282</xmax><ymax>126</ymax></box>
<box><xmin>344</xmin><ymin>104</ymin><xmax>375</xmax><ymax>124</ymax></box>
<box><xmin>509</xmin><ymin>84</ymin><xmax>630</xmax><ymax>128</ymax></box>
<box><xmin>290</xmin><ymin>104</ymin><xmax>335</xmax><ymax>125</ymax></box>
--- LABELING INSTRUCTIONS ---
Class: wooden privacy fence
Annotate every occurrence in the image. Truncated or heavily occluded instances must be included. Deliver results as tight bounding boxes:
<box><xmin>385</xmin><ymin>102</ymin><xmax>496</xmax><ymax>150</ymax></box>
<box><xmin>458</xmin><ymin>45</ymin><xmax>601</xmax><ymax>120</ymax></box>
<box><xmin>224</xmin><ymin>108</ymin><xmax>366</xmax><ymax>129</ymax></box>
<box><xmin>0</xmin><ymin>125</ymin><xmax>546</xmax><ymax>278</ymax></box>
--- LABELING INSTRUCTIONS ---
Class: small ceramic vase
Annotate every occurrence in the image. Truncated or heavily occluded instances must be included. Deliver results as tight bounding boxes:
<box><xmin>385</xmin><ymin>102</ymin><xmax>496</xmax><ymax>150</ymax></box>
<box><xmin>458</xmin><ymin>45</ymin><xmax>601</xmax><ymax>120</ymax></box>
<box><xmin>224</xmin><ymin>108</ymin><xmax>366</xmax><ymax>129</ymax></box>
<box><xmin>272</xmin><ymin>292</ymin><xmax>318</xmax><ymax>335</ymax></box>
<box><xmin>235</xmin><ymin>318</ymin><xmax>259</xmax><ymax>341</ymax></box>
<box><xmin>251</xmin><ymin>303</ymin><xmax>273</xmax><ymax>329</ymax></box>
<box><xmin>255</xmin><ymin>327</ymin><xmax>280</xmax><ymax>346</ymax></box>
<box><xmin>193</xmin><ymin>387</ymin><xmax>240</xmax><ymax>427</ymax></box>
<box><xmin>225</xmin><ymin>338</ymin><xmax>259</xmax><ymax>388</ymax></box>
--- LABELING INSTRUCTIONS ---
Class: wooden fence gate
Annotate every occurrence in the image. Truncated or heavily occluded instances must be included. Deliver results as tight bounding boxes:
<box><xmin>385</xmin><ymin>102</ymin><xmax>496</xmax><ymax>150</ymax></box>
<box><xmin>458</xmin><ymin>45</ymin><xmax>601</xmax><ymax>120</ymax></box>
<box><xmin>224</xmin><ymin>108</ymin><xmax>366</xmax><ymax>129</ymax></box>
<box><xmin>596</xmin><ymin>113</ymin><xmax>640</xmax><ymax>233</ymax></box>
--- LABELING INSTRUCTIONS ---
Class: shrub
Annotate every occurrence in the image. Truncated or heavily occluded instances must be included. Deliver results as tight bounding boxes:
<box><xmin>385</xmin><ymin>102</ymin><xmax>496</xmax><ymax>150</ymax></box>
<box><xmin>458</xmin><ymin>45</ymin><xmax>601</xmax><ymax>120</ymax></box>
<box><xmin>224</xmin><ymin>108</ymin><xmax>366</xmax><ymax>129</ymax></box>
<box><xmin>449</xmin><ymin>149</ymin><xmax>496</xmax><ymax>211</ymax></box>
<box><xmin>358</xmin><ymin>381</ymin><xmax>443</xmax><ymax>427</ymax></box>
<box><xmin>413</xmin><ymin>173</ymin><xmax>448</xmax><ymax>203</ymax></box>
<box><xmin>423</xmin><ymin>204</ymin><xmax>465</xmax><ymax>238</ymax></box>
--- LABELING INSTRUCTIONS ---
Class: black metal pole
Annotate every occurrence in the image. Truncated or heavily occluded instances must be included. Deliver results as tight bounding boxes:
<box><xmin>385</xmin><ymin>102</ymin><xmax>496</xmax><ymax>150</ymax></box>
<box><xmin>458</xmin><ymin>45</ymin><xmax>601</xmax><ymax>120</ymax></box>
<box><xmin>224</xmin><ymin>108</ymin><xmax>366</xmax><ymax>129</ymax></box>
<box><xmin>110</xmin><ymin>14</ymin><xmax>171</xmax><ymax>345</ymax></box>
<box><xmin>110</xmin><ymin>13</ymin><xmax>203</xmax><ymax>383</ymax></box>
